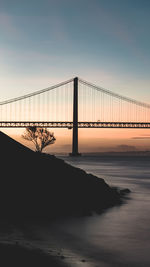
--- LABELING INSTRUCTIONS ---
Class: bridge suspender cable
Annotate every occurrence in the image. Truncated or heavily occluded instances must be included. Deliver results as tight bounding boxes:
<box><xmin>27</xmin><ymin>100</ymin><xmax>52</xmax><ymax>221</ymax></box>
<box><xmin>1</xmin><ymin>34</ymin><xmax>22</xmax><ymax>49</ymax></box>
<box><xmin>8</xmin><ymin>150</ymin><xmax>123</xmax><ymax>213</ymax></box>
<box><xmin>79</xmin><ymin>78</ymin><xmax>150</xmax><ymax>109</ymax></box>
<box><xmin>0</xmin><ymin>78</ymin><xmax>74</xmax><ymax>105</ymax></box>
<box><xmin>0</xmin><ymin>76</ymin><xmax>150</xmax><ymax>127</ymax></box>
<box><xmin>1</xmin><ymin>77</ymin><xmax>150</xmax><ymax>109</ymax></box>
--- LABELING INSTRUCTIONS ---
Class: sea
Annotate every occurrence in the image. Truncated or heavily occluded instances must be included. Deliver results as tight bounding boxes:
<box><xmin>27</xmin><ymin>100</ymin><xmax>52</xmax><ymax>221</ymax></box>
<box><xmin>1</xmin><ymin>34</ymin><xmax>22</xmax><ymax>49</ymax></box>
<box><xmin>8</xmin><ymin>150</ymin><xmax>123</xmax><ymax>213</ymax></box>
<box><xmin>1</xmin><ymin>154</ymin><xmax>150</xmax><ymax>267</ymax></box>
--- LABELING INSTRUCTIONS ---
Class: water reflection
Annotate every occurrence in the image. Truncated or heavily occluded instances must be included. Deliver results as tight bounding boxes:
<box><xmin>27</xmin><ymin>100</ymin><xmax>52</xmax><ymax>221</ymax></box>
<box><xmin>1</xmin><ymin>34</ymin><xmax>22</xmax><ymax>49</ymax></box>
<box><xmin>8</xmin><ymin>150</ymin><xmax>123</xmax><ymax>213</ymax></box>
<box><xmin>51</xmin><ymin>156</ymin><xmax>150</xmax><ymax>266</ymax></box>
<box><xmin>2</xmin><ymin>156</ymin><xmax>150</xmax><ymax>266</ymax></box>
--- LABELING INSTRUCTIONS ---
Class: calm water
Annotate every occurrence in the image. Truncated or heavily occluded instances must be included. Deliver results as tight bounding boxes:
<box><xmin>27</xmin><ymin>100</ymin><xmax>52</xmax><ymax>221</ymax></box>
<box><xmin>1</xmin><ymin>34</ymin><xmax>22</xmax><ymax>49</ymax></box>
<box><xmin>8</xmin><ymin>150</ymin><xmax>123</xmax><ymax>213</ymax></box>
<box><xmin>1</xmin><ymin>155</ymin><xmax>150</xmax><ymax>267</ymax></box>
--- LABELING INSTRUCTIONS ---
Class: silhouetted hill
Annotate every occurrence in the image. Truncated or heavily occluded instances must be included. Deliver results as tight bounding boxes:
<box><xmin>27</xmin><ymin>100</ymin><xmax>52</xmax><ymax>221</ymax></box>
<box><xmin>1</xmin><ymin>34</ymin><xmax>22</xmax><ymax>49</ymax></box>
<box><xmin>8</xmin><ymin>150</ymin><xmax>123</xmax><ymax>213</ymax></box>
<box><xmin>0</xmin><ymin>131</ymin><xmax>127</xmax><ymax>219</ymax></box>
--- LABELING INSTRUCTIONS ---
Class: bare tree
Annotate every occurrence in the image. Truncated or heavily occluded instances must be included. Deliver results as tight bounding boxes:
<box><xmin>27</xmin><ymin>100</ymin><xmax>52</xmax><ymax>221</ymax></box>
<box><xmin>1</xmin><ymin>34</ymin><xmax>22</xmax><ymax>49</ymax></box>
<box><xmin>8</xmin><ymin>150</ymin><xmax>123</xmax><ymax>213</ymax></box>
<box><xmin>22</xmin><ymin>126</ymin><xmax>56</xmax><ymax>153</ymax></box>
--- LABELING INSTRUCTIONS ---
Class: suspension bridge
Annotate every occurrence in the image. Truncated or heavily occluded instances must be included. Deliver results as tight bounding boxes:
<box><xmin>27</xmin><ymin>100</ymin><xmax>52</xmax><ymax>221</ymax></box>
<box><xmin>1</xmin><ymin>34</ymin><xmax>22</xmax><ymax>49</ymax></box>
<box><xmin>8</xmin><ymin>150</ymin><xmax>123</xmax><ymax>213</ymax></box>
<box><xmin>0</xmin><ymin>77</ymin><xmax>150</xmax><ymax>155</ymax></box>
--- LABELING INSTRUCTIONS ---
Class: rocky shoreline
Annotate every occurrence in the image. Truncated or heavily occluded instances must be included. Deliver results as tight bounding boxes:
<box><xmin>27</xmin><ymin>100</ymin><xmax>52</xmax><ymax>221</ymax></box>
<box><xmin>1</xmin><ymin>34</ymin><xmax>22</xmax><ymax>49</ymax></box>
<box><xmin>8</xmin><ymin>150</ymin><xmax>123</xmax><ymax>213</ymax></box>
<box><xmin>0</xmin><ymin>131</ymin><xmax>130</xmax><ymax>219</ymax></box>
<box><xmin>0</xmin><ymin>242</ymin><xmax>66</xmax><ymax>267</ymax></box>
<box><xmin>0</xmin><ymin>131</ymin><xmax>130</xmax><ymax>266</ymax></box>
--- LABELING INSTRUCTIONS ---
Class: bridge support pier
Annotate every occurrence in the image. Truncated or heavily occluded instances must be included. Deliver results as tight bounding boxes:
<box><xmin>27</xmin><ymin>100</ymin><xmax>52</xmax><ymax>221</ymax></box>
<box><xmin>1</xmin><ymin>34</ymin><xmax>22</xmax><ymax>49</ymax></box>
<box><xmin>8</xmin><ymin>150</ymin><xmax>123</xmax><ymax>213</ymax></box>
<box><xmin>69</xmin><ymin>77</ymin><xmax>81</xmax><ymax>156</ymax></box>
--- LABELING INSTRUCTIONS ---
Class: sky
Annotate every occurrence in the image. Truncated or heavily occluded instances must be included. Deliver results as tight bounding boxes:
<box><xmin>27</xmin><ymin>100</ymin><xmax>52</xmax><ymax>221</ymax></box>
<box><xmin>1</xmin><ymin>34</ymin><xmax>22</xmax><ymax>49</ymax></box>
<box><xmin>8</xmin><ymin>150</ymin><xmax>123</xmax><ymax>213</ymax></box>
<box><xmin>1</xmin><ymin>0</ymin><xmax>150</xmax><ymax>153</ymax></box>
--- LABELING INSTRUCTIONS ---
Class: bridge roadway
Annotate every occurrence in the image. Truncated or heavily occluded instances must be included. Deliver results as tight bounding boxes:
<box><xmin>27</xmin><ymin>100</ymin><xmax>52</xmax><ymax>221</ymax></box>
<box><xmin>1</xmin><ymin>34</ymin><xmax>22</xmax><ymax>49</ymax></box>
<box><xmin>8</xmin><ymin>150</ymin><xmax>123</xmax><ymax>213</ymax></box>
<box><xmin>0</xmin><ymin>121</ymin><xmax>150</xmax><ymax>128</ymax></box>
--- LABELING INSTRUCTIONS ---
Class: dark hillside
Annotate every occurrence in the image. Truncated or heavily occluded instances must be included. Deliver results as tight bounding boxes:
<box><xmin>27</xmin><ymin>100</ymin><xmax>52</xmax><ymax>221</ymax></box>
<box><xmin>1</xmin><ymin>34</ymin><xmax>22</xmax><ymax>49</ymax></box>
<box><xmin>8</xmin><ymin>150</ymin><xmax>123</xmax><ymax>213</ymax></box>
<box><xmin>0</xmin><ymin>131</ymin><xmax>125</xmax><ymax>219</ymax></box>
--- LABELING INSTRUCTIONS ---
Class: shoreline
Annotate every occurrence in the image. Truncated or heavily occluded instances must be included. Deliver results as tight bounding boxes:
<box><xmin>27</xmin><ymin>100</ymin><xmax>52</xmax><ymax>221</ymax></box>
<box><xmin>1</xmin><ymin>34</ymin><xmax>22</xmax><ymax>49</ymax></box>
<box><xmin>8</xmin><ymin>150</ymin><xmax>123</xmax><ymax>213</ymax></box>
<box><xmin>0</xmin><ymin>131</ymin><xmax>127</xmax><ymax>219</ymax></box>
<box><xmin>0</xmin><ymin>242</ymin><xmax>67</xmax><ymax>267</ymax></box>
<box><xmin>0</xmin><ymin>131</ymin><xmax>130</xmax><ymax>266</ymax></box>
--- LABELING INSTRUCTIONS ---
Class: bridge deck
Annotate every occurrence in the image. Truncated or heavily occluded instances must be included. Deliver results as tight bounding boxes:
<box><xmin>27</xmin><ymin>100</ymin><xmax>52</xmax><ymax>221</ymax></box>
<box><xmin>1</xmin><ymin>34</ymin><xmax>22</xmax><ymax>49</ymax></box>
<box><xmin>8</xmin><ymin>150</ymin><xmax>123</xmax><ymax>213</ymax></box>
<box><xmin>0</xmin><ymin>121</ymin><xmax>150</xmax><ymax>128</ymax></box>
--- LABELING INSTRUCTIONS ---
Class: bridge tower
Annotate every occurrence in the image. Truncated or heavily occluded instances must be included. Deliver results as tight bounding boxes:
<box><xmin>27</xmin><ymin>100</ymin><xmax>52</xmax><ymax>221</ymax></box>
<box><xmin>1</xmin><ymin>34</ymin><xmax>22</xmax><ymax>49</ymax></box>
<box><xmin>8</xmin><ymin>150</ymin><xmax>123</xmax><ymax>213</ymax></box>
<box><xmin>70</xmin><ymin>77</ymin><xmax>81</xmax><ymax>156</ymax></box>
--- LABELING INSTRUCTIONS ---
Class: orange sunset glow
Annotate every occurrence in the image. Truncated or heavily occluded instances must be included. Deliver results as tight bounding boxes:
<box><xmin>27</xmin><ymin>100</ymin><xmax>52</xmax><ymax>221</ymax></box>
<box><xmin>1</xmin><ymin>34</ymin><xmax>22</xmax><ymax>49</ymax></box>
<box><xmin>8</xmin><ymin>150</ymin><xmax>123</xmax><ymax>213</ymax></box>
<box><xmin>2</xmin><ymin>127</ymin><xmax>150</xmax><ymax>154</ymax></box>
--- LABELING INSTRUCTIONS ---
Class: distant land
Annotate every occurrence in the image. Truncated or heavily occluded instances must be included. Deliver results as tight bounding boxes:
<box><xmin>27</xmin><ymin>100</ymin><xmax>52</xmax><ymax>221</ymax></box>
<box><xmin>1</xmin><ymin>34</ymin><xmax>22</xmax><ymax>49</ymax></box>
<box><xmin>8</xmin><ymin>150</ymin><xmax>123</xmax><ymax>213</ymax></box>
<box><xmin>81</xmin><ymin>151</ymin><xmax>150</xmax><ymax>157</ymax></box>
<box><xmin>55</xmin><ymin>151</ymin><xmax>150</xmax><ymax>157</ymax></box>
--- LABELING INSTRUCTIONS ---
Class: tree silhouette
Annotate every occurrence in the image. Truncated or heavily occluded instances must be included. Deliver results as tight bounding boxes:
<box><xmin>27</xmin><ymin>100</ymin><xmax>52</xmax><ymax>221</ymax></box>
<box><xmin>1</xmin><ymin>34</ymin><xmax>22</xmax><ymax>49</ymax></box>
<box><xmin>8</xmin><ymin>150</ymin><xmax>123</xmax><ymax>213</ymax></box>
<box><xmin>22</xmin><ymin>126</ymin><xmax>56</xmax><ymax>153</ymax></box>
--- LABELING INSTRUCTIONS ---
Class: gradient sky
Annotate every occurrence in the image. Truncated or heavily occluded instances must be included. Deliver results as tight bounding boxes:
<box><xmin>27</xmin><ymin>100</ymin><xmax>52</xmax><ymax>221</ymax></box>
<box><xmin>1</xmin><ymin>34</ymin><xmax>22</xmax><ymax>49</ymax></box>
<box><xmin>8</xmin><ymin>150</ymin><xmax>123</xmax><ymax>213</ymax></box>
<box><xmin>1</xmin><ymin>0</ymin><xmax>150</xmax><ymax>152</ymax></box>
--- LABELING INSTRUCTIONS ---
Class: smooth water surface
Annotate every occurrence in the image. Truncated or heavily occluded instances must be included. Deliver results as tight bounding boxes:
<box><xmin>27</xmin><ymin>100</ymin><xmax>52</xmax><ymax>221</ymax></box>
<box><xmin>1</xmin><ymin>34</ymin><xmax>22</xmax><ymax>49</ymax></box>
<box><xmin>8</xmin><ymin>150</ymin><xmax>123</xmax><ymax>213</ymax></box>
<box><xmin>1</xmin><ymin>155</ymin><xmax>150</xmax><ymax>267</ymax></box>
